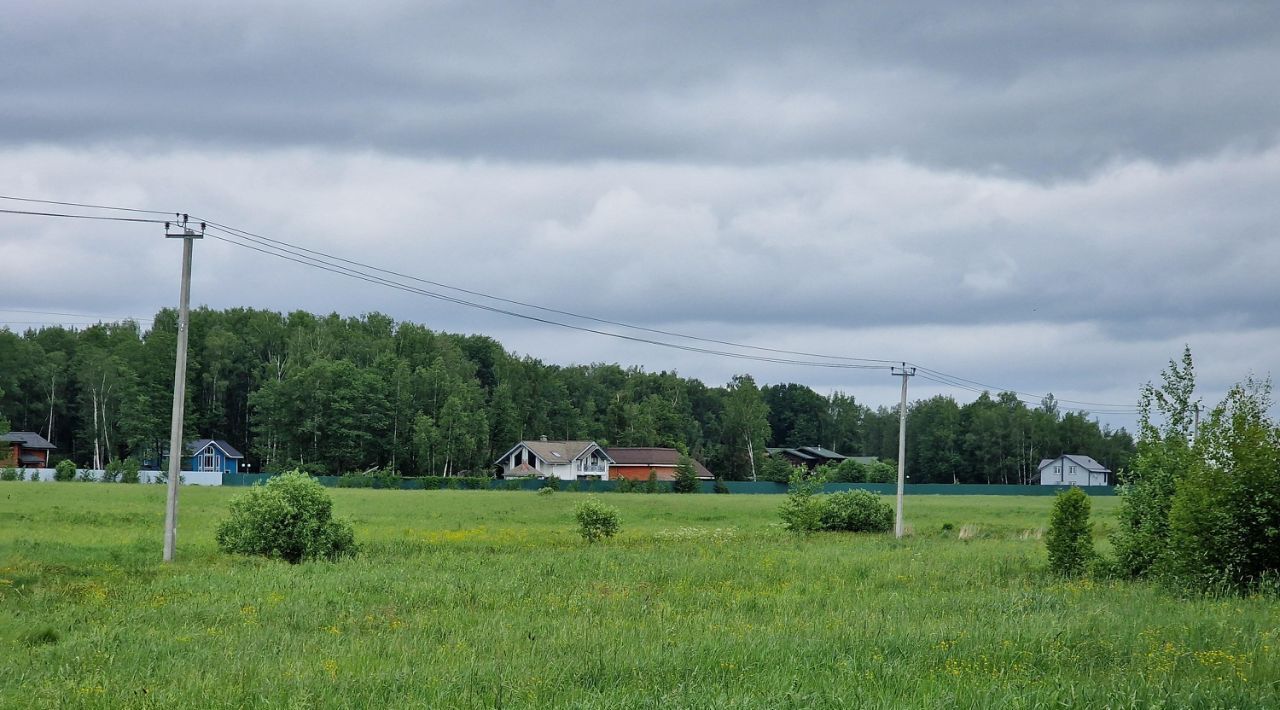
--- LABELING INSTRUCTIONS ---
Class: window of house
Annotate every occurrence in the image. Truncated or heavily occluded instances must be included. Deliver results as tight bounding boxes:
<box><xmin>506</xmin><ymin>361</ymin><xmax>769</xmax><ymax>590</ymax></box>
<box><xmin>200</xmin><ymin>450</ymin><xmax>217</xmax><ymax>471</ymax></box>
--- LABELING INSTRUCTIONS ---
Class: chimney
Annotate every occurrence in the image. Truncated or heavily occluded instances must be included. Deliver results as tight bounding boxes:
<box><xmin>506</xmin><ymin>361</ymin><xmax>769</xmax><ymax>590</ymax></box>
<box><xmin>539</xmin><ymin>435</ymin><xmax>548</xmax><ymax>442</ymax></box>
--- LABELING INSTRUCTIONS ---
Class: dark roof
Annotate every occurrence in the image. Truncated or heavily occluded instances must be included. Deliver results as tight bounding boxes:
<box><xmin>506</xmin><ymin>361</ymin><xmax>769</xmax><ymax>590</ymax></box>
<box><xmin>767</xmin><ymin>447</ymin><xmax>816</xmax><ymax>460</ymax></box>
<box><xmin>189</xmin><ymin>439</ymin><xmax>244</xmax><ymax>459</ymax></box>
<box><xmin>605</xmin><ymin>447</ymin><xmax>713</xmax><ymax>478</ymax></box>
<box><xmin>797</xmin><ymin>446</ymin><xmax>847</xmax><ymax>460</ymax></box>
<box><xmin>1</xmin><ymin>431</ymin><xmax>56</xmax><ymax>450</ymax></box>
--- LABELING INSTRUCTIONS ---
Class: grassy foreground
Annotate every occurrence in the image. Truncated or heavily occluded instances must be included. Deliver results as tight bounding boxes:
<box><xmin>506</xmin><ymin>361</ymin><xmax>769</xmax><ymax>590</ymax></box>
<box><xmin>1</xmin><ymin>483</ymin><xmax>1277</xmax><ymax>708</ymax></box>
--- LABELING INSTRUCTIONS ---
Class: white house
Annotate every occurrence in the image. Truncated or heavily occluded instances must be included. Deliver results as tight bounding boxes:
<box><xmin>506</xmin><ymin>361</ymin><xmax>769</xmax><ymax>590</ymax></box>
<box><xmin>1037</xmin><ymin>454</ymin><xmax>1111</xmax><ymax>486</ymax></box>
<box><xmin>494</xmin><ymin>437</ymin><xmax>613</xmax><ymax>481</ymax></box>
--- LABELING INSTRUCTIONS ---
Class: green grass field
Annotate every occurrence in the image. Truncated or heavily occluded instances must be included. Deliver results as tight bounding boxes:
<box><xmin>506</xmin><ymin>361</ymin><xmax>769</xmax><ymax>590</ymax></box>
<box><xmin>1</xmin><ymin>483</ymin><xmax>1277</xmax><ymax>708</ymax></box>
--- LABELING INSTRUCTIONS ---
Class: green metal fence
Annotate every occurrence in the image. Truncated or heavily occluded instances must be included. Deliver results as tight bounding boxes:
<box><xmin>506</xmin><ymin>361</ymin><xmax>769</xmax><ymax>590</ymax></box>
<box><xmin>222</xmin><ymin>472</ymin><xmax>1114</xmax><ymax>496</ymax></box>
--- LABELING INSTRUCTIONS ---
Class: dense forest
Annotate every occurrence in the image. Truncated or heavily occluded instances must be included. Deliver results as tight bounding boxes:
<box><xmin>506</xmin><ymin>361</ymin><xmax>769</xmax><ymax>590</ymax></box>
<box><xmin>0</xmin><ymin>308</ymin><xmax>1134</xmax><ymax>481</ymax></box>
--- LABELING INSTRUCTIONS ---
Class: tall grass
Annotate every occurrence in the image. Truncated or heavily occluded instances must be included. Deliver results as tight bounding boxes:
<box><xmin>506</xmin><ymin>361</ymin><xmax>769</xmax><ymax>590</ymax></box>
<box><xmin>0</xmin><ymin>483</ymin><xmax>1275</xmax><ymax>708</ymax></box>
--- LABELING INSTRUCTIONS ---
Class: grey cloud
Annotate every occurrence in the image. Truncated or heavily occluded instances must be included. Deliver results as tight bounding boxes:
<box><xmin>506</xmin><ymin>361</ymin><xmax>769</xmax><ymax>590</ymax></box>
<box><xmin>3</xmin><ymin>1</ymin><xmax>1279</xmax><ymax>175</ymax></box>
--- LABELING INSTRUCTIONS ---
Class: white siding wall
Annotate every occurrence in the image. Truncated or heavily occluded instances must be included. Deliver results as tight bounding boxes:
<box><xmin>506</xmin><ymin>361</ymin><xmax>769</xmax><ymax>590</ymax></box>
<box><xmin>1038</xmin><ymin>457</ymin><xmax>1107</xmax><ymax>486</ymax></box>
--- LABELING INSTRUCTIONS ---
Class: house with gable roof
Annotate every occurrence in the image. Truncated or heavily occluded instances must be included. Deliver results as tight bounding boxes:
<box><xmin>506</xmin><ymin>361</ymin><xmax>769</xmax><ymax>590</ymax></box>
<box><xmin>605</xmin><ymin>447</ymin><xmax>714</xmax><ymax>481</ymax></box>
<box><xmin>766</xmin><ymin>445</ymin><xmax>850</xmax><ymax>471</ymax></box>
<box><xmin>495</xmin><ymin>436</ymin><xmax>614</xmax><ymax>481</ymax></box>
<box><xmin>1</xmin><ymin>431</ymin><xmax>57</xmax><ymax>468</ymax></box>
<box><xmin>1036</xmin><ymin>454</ymin><xmax>1111</xmax><ymax>486</ymax></box>
<box><xmin>162</xmin><ymin>439</ymin><xmax>245</xmax><ymax>475</ymax></box>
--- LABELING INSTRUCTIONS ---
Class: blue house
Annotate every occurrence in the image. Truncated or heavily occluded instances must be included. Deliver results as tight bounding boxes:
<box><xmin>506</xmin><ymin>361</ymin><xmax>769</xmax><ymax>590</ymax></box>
<box><xmin>165</xmin><ymin>439</ymin><xmax>245</xmax><ymax>475</ymax></box>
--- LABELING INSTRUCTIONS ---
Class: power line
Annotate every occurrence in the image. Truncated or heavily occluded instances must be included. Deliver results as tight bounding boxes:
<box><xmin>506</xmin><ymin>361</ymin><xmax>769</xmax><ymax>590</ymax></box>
<box><xmin>0</xmin><ymin>207</ymin><xmax>169</xmax><ymax>224</ymax></box>
<box><xmin>204</xmin><ymin>229</ymin><xmax>890</xmax><ymax>371</ymax></box>
<box><xmin>196</xmin><ymin>217</ymin><xmax>902</xmax><ymax>367</ymax></box>
<box><xmin>0</xmin><ymin>194</ymin><xmax>173</xmax><ymax>215</ymax></box>
<box><xmin>0</xmin><ymin>193</ymin><xmax>1143</xmax><ymax>409</ymax></box>
<box><xmin>0</xmin><ymin>308</ymin><xmax>154</xmax><ymax>322</ymax></box>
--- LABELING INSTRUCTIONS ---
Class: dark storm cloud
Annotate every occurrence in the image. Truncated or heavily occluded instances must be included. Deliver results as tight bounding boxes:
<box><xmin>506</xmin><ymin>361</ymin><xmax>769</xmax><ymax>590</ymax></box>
<box><xmin>4</xmin><ymin>1</ymin><xmax>1279</xmax><ymax>175</ymax></box>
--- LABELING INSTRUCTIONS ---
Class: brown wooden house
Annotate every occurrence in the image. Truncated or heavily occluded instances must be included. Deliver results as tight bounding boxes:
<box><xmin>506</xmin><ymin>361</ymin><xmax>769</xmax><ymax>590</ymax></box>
<box><xmin>604</xmin><ymin>447</ymin><xmax>713</xmax><ymax>481</ymax></box>
<box><xmin>1</xmin><ymin>431</ymin><xmax>57</xmax><ymax>468</ymax></box>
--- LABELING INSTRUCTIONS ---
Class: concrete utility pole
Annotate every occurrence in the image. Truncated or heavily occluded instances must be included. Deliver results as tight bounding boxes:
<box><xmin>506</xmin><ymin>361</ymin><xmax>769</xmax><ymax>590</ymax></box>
<box><xmin>163</xmin><ymin>215</ymin><xmax>203</xmax><ymax>563</ymax></box>
<box><xmin>891</xmin><ymin>364</ymin><xmax>916</xmax><ymax>539</ymax></box>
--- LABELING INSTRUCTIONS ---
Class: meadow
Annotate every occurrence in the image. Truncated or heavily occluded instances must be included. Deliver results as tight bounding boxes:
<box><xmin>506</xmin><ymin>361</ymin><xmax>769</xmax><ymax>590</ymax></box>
<box><xmin>1</xmin><ymin>483</ymin><xmax>1277</xmax><ymax>708</ymax></box>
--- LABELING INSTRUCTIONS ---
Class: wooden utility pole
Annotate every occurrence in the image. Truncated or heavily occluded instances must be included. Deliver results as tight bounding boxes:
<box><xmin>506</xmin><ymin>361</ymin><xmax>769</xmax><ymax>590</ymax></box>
<box><xmin>163</xmin><ymin>215</ymin><xmax>203</xmax><ymax>563</ymax></box>
<box><xmin>891</xmin><ymin>364</ymin><xmax>916</xmax><ymax>539</ymax></box>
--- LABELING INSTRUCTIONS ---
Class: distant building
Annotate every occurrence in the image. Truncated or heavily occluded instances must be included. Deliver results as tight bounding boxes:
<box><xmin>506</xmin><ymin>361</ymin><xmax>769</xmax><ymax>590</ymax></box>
<box><xmin>163</xmin><ymin>439</ymin><xmax>245</xmax><ymax>475</ymax></box>
<box><xmin>494</xmin><ymin>437</ymin><xmax>613</xmax><ymax>481</ymax></box>
<box><xmin>1036</xmin><ymin>454</ymin><xmax>1111</xmax><ymax>486</ymax></box>
<box><xmin>1</xmin><ymin>431</ymin><xmax>56</xmax><ymax>468</ymax></box>
<box><xmin>766</xmin><ymin>445</ymin><xmax>850</xmax><ymax>470</ymax></box>
<box><xmin>605</xmin><ymin>447</ymin><xmax>713</xmax><ymax>481</ymax></box>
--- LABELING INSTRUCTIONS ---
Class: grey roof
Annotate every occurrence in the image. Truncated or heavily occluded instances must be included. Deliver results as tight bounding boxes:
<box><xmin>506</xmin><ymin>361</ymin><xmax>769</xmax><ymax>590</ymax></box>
<box><xmin>1038</xmin><ymin>454</ymin><xmax>1110</xmax><ymax>473</ymax></box>
<box><xmin>189</xmin><ymin>439</ymin><xmax>244</xmax><ymax>459</ymax></box>
<box><xmin>495</xmin><ymin>440</ymin><xmax>612</xmax><ymax>466</ymax></box>
<box><xmin>768</xmin><ymin>446</ymin><xmax>848</xmax><ymax>461</ymax></box>
<box><xmin>1</xmin><ymin>431</ymin><xmax>56</xmax><ymax>450</ymax></box>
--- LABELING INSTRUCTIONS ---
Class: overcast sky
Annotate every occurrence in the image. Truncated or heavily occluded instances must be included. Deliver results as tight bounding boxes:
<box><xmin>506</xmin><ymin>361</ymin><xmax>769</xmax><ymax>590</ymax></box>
<box><xmin>3</xmin><ymin>1</ymin><xmax>1279</xmax><ymax>429</ymax></box>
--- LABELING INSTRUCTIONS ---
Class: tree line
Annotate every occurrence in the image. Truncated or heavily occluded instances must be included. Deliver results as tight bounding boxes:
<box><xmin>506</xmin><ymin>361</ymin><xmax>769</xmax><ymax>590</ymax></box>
<box><xmin>0</xmin><ymin>307</ymin><xmax>1133</xmax><ymax>480</ymax></box>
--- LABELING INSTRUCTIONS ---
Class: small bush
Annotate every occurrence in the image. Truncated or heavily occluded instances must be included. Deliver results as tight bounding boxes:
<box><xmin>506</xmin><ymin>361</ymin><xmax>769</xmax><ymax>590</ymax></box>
<box><xmin>616</xmin><ymin>477</ymin><xmax>636</xmax><ymax>493</ymax></box>
<box><xmin>574</xmin><ymin>497</ymin><xmax>620</xmax><ymax>543</ymax></box>
<box><xmin>101</xmin><ymin>459</ymin><xmax>123</xmax><ymax>483</ymax></box>
<box><xmin>778</xmin><ymin>470</ymin><xmax>826</xmax><ymax>533</ymax></box>
<box><xmin>820</xmin><ymin>490</ymin><xmax>893</xmax><ymax>532</ymax></box>
<box><xmin>543</xmin><ymin>476</ymin><xmax>560</xmax><ymax>491</ymax></box>
<box><xmin>1047</xmin><ymin>487</ymin><xmax>1094</xmax><ymax>576</ymax></box>
<box><xmin>536</xmin><ymin>485</ymin><xmax>554</xmax><ymax>497</ymax></box>
<box><xmin>0</xmin><ymin>467</ymin><xmax>17</xmax><ymax>482</ymax></box>
<box><xmin>714</xmin><ymin>478</ymin><xmax>730</xmax><ymax>494</ymax></box>
<box><xmin>77</xmin><ymin>467</ymin><xmax>96</xmax><ymax>482</ymax></box>
<box><xmin>643</xmin><ymin>470</ymin><xmax>659</xmax><ymax>494</ymax></box>
<box><xmin>503</xmin><ymin>479</ymin><xmax>522</xmax><ymax>491</ymax></box>
<box><xmin>54</xmin><ymin>460</ymin><xmax>76</xmax><ymax>482</ymax></box>
<box><xmin>120</xmin><ymin>457</ymin><xmax>140</xmax><ymax>484</ymax></box>
<box><xmin>215</xmin><ymin>470</ymin><xmax>356</xmax><ymax>564</ymax></box>
<box><xmin>672</xmin><ymin>455</ymin><xmax>700</xmax><ymax>493</ymax></box>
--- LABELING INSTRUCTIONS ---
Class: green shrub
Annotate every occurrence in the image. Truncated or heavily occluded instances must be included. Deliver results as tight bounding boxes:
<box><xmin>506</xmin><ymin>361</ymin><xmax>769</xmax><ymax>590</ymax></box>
<box><xmin>759</xmin><ymin>455</ymin><xmax>798</xmax><ymax>483</ymax></box>
<box><xmin>714</xmin><ymin>478</ymin><xmax>730</xmax><ymax>494</ymax></box>
<box><xmin>101</xmin><ymin>459</ymin><xmax>123</xmax><ymax>483</ymax></box>
<box><xmin>1165</xmin><ymin>378</ymin><xmax>1280</xmax><ymax>592</ymax></box>
<box><xmin>0</xmin><ymin>467</ymin><xmax>17</xmax><ymax>482</ymax></box>
<box><xmin>503</xmin><ymin>479</ymin><xmax>522</xmax><ymax>491</ymax></box>
<box><xmin>672</xmin><ymin>455</ymin><xmax>700</xmax><ymax>493</ymax></box>
<box><xmin>120</xmin><ymin>457</ymin><xmax>140</xmax><ymax>484</ymax></box>
<box><xmin>215</xmin><ymin>470</ymin><xmax>356</xmax><ymax>564</ymax></box>
<box><xmin>778</xmin><ymin>470</ymin><xmax>825</xmax><ymax>533</ymax></box>
<box><xmin>15</xmin><ymin>468</ymin><xmax>25</xmax><ymax>481</ymax></box>
<box><xmin>820</xmin><ymin>490</ymin><xmax>893</xmax><ymax>532</ymax></box>
<box><xmin>1046</xmin><ymin>487</ymin><xmax>1094</xmax><ymax>576</ymax></box>
<box><xmin>616</xmin><ymin>477</ymin><xmax>636</xmax><ymax>493</ymax></box>
<box><xmin>536</xmin><ymin>485</ymin><xmax>554</xmax><ymax>497</ymax></box>
<box><xmin>53</xmin><ymin>460</ymin><xmax>76</xmax><ymax>482</ymax></box>
<box><xmin>574</xmin><ymin>497</ymin><xmax>620</xmax><ymax>543</ymax></box>
<box><xmin>643</xmin><ymin>470</ymin><xmax>659</xmax><ymax>494</ymax></box>
<box><xmin>543</xmin><ymin>476</ymin><xmax>560</xmax><ymax>491</ymax></box>
<box><xmin>77</xmin><ymin>467</ymin><xmax>96</xmax><ymax>482</ymax></box>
